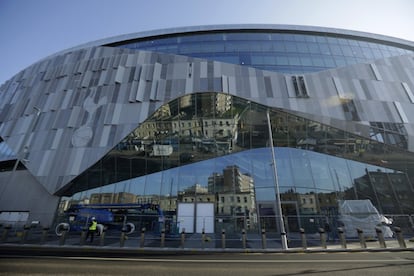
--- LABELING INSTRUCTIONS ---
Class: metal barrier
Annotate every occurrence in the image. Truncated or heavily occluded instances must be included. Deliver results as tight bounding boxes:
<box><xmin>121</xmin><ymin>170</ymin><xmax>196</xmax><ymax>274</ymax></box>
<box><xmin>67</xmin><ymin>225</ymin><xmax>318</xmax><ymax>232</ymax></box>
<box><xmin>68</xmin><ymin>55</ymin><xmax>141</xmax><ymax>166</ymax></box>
<box><xmin>41</xmin><ymin>226</ymin><xmax>49</xmax><ymax>244</ymax></box>
<box><xmin>1</xmin><ymin>220</ymin><xmax>413</xmax><ymax>251</ymax></box>
<box><xmin>375</xmin><ymin>227</ymin><xmax>387</xmax><ymax>248</ymax></box>
<box><xmin>140</xmin><ymin>227</ymin><xmax>146</xmax><ymax>248</ymax></box>
<box><xmin>337</xmin><ymin>227</ymin><xmax>347</xmax><ymax>249</ymax></box>
<box><xmin>356</xmin><ymin>228</ymin><xmax>367</xmax><ymax>249</ymax></box>
<box><xmin>59</xmin><ymin>224</ymin><xmax>69</xmax><ymax>246</ymax></box>
<box><xmin>120</xmin><ymin>226</ymin><xmax>127</xmax><ymax>247</ymax></box>
<box><xmin>80</xmin><ymin>227</ymin><xmax>87</xmax><ymax>245</ymax></box>
<box><xmin>318</xmin><ymin>228</ymin><xmax>327</xmax><ymax>249</ymax></box>
<box><xmin>160</xmin><ymin>228</ymin><xmax>165</xmax><ymax>248</ymax></box>
<box><xmin>241</xmin><ymin>229</ymin><xmax>247</xmax><ymax>249</ymax></box>
<box><xmin>201</xmin><ymin>229</ymin><xmax>206</xmax><ymax>249</ymax></box>
<box><xmin>394</xmin><ymin>227</ymin><xmax>407</xmax><ymax>248</ymax></box>
<box><xmin>180</xmin><ymin>228</ymin><xmax>186</xmax><ymax>248</ymax></box>
<box><xmin>20</xmin><ymin>225</ymin><xmax>31</xmax><ymax>244</ymax></box>
<box><xmin>300</xmin><ymin>228</ymin><xmax>307</xmax><ymax>249</ymax></box>
<box><xmin>261</xmin><ymin>228</ymin><xmax>266</xmax><ymax>249</ymax></box>
<box><xmin>1</xmin><ymin>224</ymin><xmax>11</xmax><ymax>242</ymax></box>
<box><xmin>99</xmin><ymin>228</ymin><xmax>106</xmax><ymax>246</ymax></box>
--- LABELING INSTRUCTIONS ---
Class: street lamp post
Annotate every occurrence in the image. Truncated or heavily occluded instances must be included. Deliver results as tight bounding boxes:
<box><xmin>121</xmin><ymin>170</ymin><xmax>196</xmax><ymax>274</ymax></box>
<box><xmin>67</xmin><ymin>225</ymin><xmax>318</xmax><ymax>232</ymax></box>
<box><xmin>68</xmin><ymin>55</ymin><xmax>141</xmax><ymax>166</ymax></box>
<box><xmin>266</xmin><ymin>110</ymin><xmax>288</xmax><ymax>250</ymax></box>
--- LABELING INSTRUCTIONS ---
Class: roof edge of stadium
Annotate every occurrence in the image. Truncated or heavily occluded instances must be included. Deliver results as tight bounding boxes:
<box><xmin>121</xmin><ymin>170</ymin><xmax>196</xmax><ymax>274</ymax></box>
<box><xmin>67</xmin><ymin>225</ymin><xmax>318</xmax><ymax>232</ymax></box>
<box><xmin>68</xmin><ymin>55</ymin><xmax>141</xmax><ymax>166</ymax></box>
<box><xmin>43</xmin><ymin>24</ymin><xmax>414</xmax><ymax>60</ymax></box>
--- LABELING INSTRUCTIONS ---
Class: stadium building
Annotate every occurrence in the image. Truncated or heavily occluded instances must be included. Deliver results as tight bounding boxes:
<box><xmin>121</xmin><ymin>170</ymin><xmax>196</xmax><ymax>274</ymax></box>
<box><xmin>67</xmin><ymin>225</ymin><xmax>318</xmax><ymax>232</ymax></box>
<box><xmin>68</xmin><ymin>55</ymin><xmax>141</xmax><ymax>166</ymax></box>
<box><xmin>1</xmin><ymin>25</ymin><xmax>414</xmax><ymax>242</ymax></box>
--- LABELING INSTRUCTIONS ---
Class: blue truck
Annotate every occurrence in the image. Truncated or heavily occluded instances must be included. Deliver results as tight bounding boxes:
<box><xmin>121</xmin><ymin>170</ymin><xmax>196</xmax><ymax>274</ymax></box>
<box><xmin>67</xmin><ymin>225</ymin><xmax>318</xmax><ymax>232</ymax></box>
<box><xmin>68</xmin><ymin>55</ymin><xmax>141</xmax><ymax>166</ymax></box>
<box><xmin>55</xmin><ymin>203</ymin><xmax>166</xmax><ymax>236</ymax></box>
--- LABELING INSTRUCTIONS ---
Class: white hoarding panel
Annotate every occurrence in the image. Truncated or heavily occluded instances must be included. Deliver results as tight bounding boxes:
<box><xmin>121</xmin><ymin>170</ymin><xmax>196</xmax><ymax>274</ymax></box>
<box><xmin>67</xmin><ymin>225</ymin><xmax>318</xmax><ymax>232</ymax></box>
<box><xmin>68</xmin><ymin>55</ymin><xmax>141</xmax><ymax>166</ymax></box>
<box><xmin>177</xmin><ymin>203</ymin><xmax>194</xmax><ymax>233</ymax></box>
<box><xmin>196</xmin><ymin>203</ymin><xmax>215</xmax><ymax>233</ymax></box>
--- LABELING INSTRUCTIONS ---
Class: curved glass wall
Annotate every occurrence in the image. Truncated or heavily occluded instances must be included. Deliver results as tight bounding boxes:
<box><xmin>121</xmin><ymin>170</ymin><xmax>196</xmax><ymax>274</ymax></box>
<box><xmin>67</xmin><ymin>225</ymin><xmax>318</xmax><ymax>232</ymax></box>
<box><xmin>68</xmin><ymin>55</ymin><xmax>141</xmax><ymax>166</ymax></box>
<box><xmin>58</xmin><ymin>93</ymin><xmax>414</xmax><ymax>236</ymax></box>
<box><xmin>110</xmin><ymin>31</ymin><xmax>414</xmax><ymax>74</ymax></box>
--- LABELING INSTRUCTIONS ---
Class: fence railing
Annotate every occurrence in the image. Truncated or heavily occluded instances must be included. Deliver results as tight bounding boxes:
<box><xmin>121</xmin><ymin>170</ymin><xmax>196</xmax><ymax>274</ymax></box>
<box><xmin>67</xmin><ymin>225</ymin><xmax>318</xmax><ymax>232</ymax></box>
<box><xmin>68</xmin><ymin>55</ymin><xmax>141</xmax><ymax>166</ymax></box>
<box><xmin>1</xmin><ymin>216</ymin><xmax>413</xmax><ymax>251</ymax></box>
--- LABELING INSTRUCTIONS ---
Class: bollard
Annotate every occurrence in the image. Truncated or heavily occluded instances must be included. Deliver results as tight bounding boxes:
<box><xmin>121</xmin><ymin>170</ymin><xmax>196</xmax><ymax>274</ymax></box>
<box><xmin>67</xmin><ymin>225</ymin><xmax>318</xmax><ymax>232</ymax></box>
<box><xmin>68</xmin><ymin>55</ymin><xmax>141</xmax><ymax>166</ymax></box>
<box><xmin>59</xmin><ymin>224</ymin><xmax>69</xmax><ymax>246</ymax></box>
<box><xmin>375</xmin><ymin>227</ymin><xmax>387</xmax><ymax>248</ymax></box>
<box><xmin>281</xmin><ymin>231</ymin><xmax>287</xmax><ymax>249</ymax></box>
<box><xmin>241</xmin><ymin>229</ymin><xmax>247</xmax><ymax>249</ymax></box>
<box><xmin>180</xmin><ymin>228</ymin><xmax>186</xmax><ymax>248</ymax></box>
<box><xmin>221</xmin><ymin>229</ymin><xmax>226</xmax><ymax>249</ymax></box>
<box><xmin>1</xmin><ymin>224</ymin><xmax>12</xmax><ymax>242</ymax></box>
<box><xmin>140</xmin><ymin>227</ymin><xmax>146</xmax><ymax>248</ymax></box>
<box><xmin>337</xmin><ymin>227</ymin><xmax>347</xmax><ymax>249</ymax></box>
<box><xmin>99</xmin><ymin>228</ymin><xmax>106</xmax><ymax>246</ymax></box>
<box><xmin>201</xmin><ymin>229</ymin><xmax>206</xmax><ymax>249</ymax></box>
<box><xmin>356</xmin><ymin>228</ymin><xmax>367</xmax><ymax>249</ymax></box>
<box><xmin>120</xmin><ymin>226</ymin><xmax>127</xmax><ymax>247</ymax></box>
<box><xmin>160</xmin><ymin>228</ymin><xmax>165</xmax><ymax>248</ymax></box>
<box><xmin>80</xmin><ymin>227</ymin><xmax>87</xmax><ymax>245</ymax></box>
<box><xmin>21</xmin><ymin>225</ymin><xmax>31</xmax><ymax>244</ymax></box>
<box><xmin>41</xmin><ymin>226</ymin><xmax>50</xmax><ymax>244</ymax></box>
<box><xmin>393</xmin><ymin>227</ymin><xmax>406</xmax><ymax>248</ymax></box>
<box><xmin>319</xmin><ymin>228</ymin><xmax>327</xmax><ymax>249</ymax></box>
<box><xmin>300</xmin><ymin>228</ymin><xmax>307</xmax><ymax>249</ymax></box>
<box><xmin>261</xmin><ymin>228</ymin><xmax>267</xmax><ymax>249</ymax></box>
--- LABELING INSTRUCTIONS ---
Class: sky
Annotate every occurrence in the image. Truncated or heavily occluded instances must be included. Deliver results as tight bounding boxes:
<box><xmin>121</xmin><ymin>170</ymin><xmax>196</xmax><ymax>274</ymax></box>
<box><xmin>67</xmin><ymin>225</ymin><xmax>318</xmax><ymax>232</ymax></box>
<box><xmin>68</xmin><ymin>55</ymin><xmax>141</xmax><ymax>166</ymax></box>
<box><xmin>0</xmin><ymin>0</ymin><xmax>413</xmax><ymax>85</ymax></box>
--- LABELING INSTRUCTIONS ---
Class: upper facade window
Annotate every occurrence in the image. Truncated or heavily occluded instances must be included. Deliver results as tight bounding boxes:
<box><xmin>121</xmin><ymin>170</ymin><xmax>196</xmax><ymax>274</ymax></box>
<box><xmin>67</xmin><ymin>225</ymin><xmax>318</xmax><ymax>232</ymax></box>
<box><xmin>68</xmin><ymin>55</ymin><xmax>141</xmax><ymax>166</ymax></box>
<box><xmin>110</xmin><ymin>31</ymin><xmax>414</xmax><ymax>74</ymax></box>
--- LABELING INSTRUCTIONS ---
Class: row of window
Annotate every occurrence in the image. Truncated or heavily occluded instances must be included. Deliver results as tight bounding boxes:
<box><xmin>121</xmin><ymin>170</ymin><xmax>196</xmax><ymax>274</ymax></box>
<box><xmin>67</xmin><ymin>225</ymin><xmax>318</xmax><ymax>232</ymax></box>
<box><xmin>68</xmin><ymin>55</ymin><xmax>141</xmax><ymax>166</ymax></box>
<box><xmin>131</xmin><ymin>41</ymin><xmax>407</xmax><ymax>58</ymax></box>
<box><xmin>114</xmin><ymin>32</ymin><xmax>412</xmax><ymax>74</ymax></box>
<box><xmin>121</xmin><ymin>32</ymin><xmax>410</xmax><ymax>51</ymax></box>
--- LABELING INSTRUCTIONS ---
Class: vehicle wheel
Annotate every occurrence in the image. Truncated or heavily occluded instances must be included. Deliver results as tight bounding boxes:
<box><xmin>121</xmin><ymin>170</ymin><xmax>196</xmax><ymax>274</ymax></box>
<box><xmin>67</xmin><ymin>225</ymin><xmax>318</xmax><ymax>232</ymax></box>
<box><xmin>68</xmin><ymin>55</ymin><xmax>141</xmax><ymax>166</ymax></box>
<box><xmin>55</xmin><ymin>223</ymin><xmax>70</xmax><ymax>236</ymax></box>
<box><xmin>125</xmin><ymin>222</ymin><xmax>135</xmax><ymax>235</ymax></box>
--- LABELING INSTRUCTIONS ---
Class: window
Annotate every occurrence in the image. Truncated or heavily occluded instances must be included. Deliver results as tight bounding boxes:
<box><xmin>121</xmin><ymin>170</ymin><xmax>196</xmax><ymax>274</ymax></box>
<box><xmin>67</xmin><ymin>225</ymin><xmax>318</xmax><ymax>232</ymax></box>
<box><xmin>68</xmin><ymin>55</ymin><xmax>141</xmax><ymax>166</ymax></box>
<box><xmin>291</xmin><ymin>75</ymin><xmax>309</xmax><ymax>98</ymax></box>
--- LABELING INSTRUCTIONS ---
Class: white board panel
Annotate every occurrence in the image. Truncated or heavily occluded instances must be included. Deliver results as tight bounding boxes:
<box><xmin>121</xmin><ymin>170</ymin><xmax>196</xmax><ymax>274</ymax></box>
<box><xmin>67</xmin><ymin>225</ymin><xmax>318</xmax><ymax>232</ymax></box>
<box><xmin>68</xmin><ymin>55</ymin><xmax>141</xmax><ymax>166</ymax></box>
<box><xmin>196</xmin><ymin>203</ymin><xmax>215</xmax><ymax>233</ymax></box>
<box><xmin>177</xmin><ymin>203</ymin><xmax>194</xmax><ymax>233</ymax></box>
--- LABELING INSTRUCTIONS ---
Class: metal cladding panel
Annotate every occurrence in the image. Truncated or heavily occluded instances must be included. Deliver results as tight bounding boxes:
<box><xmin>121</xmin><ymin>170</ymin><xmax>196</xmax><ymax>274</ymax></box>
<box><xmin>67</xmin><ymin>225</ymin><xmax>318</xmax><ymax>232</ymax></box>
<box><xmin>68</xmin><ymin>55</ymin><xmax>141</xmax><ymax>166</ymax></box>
<box><xmin>0</xmin><ymin>45</ymin><xmax>414</xmax><ymax>195</ymax></box>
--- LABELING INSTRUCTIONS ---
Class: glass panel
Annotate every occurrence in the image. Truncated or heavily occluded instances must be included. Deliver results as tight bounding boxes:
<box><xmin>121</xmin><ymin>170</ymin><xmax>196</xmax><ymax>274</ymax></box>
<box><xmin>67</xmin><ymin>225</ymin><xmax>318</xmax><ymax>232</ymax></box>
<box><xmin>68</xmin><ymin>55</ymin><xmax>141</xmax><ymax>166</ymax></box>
<box><xmin>58</xmin><ymin>92</ymin><xmax>414</xmax><ymax>243</ymax></box>
<box><xmin>327</xmin><ymin>157</ymin><xmax>355</xmax><ymax>200</ymax></box>
<box><xmin>289</xmin><ymin>149</ymin><xmax>315</xmax><ymax>189</ymax></box>
<box><xmin>309</xmin><ymin>152</ymin><xmax>335</xmax><ymax>191</ymax></box>
<box><xmin>307</xmin><ymin>43</ymin><xmax>320</xmax><ymax>54</ymax></box>
<box><xmin>388</xmin><ymin>173</ymin><xmax>414</xmax><ymax>213</ymax></box>
<box><xmin>276</xmin><ymin>148</ymin><xmax>294</xmax><ymax>187</ymax></box>
<box><xmin>329</xmin><ymin>45</ymin><xmax>343</xmax><ymax>55</ymax></box>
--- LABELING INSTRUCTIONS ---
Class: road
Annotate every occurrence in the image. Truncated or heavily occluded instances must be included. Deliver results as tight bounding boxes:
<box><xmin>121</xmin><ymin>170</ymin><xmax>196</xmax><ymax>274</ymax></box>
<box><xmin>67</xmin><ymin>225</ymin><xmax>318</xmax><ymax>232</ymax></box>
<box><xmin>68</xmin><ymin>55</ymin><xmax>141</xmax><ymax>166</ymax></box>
<box><xmin>1</xmin><ymin>251</ymin><xmax>413</xmax><ymax>275</ymax></box>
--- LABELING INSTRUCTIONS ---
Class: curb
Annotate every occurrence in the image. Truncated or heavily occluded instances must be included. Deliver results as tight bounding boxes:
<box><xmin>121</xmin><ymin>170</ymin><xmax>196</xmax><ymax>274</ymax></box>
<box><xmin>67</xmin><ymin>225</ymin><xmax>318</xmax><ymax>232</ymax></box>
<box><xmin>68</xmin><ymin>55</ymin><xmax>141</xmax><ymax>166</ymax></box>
<box><xmin>1</xmin><ymin>243</ymin><xmax>413</xmax><ymax>257</ymax></box>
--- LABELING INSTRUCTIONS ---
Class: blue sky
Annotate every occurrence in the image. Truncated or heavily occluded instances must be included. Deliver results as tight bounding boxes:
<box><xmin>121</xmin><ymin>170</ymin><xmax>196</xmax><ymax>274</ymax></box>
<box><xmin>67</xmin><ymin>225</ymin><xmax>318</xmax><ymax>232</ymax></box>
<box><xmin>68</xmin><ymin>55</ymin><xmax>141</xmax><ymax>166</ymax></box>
<box><xmin>1</xmin><ymin>0</ymin><xmax>413</xmax><ymax>85</ymax></box>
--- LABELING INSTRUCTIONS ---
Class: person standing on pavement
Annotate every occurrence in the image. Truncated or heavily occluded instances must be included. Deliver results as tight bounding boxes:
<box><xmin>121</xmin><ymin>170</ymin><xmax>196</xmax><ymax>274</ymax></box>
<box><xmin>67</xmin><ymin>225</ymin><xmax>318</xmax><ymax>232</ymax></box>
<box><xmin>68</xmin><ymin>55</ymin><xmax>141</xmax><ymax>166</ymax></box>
<box><xmin>86</xmin><ymin>217</ymin><xmax>98</xmax><ymax>243</ymax></box>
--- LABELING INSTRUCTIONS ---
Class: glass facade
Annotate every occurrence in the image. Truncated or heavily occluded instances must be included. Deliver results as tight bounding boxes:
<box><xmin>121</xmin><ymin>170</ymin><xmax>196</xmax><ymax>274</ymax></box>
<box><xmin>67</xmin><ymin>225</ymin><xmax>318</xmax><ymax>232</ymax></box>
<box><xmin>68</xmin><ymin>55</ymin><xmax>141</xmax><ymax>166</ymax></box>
<box><xmin>59</xmin><ymin>93</ymin><xmax>414</xmax><ymax>236</ymax></box>
<box><xmin>110</xmin><ymin>31</ymin><xmax>414</xmax><ymax>73</ymax></box>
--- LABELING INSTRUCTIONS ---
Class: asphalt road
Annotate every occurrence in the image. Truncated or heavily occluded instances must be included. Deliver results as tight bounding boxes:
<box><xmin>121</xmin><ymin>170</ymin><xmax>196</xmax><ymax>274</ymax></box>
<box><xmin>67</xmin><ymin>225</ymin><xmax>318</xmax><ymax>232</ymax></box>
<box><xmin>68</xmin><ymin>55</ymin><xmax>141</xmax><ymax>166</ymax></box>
<box><xmin>1</xmin><ymin>251</ymin><xmax>413</xmax><ymax>276</ymax></box>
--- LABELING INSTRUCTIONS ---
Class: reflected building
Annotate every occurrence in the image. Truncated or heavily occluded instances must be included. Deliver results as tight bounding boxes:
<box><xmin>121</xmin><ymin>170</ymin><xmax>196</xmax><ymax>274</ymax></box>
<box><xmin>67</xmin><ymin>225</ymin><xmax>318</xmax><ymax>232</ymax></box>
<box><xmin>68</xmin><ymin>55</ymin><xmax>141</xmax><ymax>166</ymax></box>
<box><xmin>1</xmin><ymin>25</ymin><xmax>414</xmax><ymax>236</ymax></box>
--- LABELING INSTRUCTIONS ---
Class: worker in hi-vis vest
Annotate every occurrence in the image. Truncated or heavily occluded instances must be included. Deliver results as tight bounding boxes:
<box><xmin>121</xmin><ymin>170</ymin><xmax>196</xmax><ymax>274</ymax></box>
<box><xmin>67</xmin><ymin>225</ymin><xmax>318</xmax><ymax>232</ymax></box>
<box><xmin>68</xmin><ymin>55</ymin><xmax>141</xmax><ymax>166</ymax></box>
<box><xmin>86</xmin><ymin>217</ymin><xmax>98</xmax><ymax>242</ymax></box>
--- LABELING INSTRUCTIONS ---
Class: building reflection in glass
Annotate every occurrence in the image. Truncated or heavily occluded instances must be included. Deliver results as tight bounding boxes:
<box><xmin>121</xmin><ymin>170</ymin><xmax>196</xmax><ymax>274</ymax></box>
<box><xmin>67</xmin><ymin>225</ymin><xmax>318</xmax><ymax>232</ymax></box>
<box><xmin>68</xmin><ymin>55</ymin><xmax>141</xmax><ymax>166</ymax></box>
<box><xmin>58</xmin><ymin>93</ymin><xmax>414</xmax><ymax>236</ymax></box>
